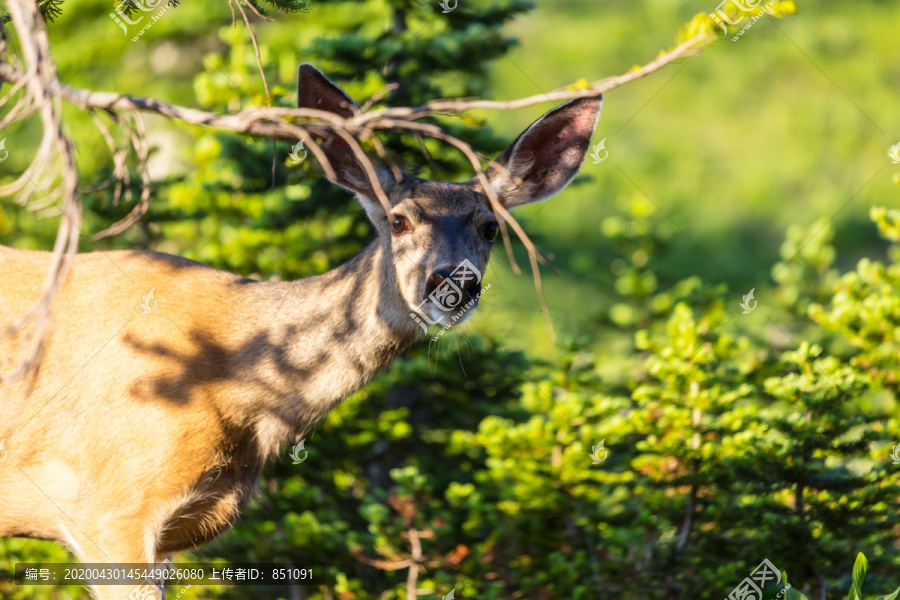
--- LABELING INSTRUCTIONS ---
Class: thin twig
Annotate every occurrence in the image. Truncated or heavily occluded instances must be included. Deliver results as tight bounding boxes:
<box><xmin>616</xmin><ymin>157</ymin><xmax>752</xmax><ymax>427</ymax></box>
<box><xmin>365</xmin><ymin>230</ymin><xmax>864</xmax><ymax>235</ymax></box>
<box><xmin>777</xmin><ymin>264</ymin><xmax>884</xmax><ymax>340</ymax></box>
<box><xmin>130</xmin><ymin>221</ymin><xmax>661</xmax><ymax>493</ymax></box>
<box><xmin>243</xmin><ymin>0</ymin><xmax>274</xmax><ymax>22</ymax></box>
<box><xmin>232</xmin><ymin>0</ymin><xmax>278</xmax><ymax>189</ymax></box>
<box><xmin>91</xmin><ymin>112</ymin><xmax>152</xmax><ymax>239</ymax></box>
<box><xmin>355</xmin><ymin>34</ymin><xmax>714</xmax><ymax>125</ymax></box>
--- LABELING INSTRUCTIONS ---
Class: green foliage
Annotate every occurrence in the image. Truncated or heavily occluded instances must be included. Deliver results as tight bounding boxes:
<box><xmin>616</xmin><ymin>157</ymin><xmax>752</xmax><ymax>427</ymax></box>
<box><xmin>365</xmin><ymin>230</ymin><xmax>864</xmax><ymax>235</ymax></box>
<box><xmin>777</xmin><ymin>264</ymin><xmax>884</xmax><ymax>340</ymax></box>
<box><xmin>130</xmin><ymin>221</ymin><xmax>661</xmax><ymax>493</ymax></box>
<box><xmin>810</xmin><ymin>208</ymin><xmax>900</xmax><ymax>395</ymax></box>
<box><xmin>168</xmin><ymin>205</ymin><xmax>898</xmax><ymax>599</ymax></box>
<box><xmin>37</xmin><ymin>0</ymin><xmax>65</xmax><ymax>21</ymax></box>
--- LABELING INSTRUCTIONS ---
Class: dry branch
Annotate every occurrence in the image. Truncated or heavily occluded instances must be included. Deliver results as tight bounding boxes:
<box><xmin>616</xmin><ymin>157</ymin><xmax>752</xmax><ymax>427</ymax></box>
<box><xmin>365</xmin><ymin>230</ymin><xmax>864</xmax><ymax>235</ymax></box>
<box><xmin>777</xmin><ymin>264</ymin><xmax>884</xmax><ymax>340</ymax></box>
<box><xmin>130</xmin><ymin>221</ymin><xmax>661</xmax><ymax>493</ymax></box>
<box><xmin>350</xmin><ymin>34</ymin><xmax>713</xmax><ymax>124</ymax></box>
<box><xmin>1</xmin><ymin>0</ymin><xmax>82</xmax><ymax>437</ymax></box>
<box><xmin>1</xmin><ymin>33</ymin><xmax>713</xmax><ymax>138</ymax></box>
<box><xmin>89</xmin><ymin>111</ymin><xmax>152</xmax><ymax>239</ymax></box>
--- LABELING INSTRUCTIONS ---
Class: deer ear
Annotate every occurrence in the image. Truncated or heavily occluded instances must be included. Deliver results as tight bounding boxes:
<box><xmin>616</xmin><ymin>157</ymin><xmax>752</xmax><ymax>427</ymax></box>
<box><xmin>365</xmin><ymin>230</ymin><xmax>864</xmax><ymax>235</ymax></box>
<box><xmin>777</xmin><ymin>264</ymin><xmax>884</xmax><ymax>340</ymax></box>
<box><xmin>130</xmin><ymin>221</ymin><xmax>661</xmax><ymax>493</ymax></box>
<box><xmin>485</xmin><ymin>95</ymin><xmax>602</xmax><ymax>208</ymax></box>
<box><xmin>297</xmin><ymin>63</ymin><xmax>358</xmax><ymax>118</ymax></box>
<box><xmin>297</xmin><ymin>64</ymin><xmax>392</xmax><ymax>203</ymax></box>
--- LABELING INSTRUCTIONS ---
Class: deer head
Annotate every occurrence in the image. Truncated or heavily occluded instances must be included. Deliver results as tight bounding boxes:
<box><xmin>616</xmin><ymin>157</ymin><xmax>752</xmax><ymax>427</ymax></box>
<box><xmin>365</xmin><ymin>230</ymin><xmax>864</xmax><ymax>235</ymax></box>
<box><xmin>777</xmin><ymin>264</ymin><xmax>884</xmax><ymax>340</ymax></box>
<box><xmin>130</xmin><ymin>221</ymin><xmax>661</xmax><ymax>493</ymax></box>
<box><xmin>297</xmin><ymin>64</ymin><xmax>602</xmax><ymax>330</ymax></box>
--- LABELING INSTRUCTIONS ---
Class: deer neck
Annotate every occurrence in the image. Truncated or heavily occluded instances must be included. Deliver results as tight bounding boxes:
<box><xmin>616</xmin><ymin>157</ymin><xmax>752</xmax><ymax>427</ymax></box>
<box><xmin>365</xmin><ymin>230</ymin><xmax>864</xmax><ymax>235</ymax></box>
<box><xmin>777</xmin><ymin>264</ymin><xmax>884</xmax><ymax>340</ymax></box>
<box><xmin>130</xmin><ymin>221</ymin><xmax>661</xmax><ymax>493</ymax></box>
<box><xmin>231</xmin><ymin>239</ymin><xmax>420</xmax><ymax>455</ymax></box>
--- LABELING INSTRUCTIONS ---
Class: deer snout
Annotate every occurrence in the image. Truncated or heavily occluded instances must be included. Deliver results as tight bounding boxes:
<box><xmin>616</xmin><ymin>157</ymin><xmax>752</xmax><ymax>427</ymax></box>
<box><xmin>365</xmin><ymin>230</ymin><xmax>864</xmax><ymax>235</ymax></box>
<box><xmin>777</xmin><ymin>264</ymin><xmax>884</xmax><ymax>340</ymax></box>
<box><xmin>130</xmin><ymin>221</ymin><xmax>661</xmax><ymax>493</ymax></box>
<box><xmin>424</xmin><ymin>268</ymin><xmax>482</xmax><ymax>310</ymax></box>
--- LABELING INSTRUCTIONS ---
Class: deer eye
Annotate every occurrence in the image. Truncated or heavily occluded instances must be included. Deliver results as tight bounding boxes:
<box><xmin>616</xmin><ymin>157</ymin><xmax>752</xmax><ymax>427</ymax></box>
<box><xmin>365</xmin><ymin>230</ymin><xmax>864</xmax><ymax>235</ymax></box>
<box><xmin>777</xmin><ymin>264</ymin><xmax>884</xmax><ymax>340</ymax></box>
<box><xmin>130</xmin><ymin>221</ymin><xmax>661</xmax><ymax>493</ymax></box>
<box><xmin>483</xmin><ymin>222</ymin><xmax>499</xmax><ymax>242</ymax></box>
<box><xmin>391</xmin><ymin>215</ymin><xmax>410</xmax><ymax>235</ymax></box>
<box><xmin>390</xmin><ymin>215</ymin><xmax>411</xmax><ymax>235</ymax></box>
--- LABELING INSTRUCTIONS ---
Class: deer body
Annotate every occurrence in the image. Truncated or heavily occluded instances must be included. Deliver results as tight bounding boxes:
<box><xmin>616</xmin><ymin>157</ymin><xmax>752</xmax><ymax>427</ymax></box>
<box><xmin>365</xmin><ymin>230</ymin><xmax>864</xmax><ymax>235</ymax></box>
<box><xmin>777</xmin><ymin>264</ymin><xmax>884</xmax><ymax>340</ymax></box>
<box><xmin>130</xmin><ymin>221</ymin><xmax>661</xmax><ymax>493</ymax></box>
<box><xmin>0</xmin><ymin>65</ymin><xmax>601</xmax><ymax>599</ymax></box>
<box><xmin>0</xmin><ymin>238</ymin><xmax>417</xmax><ymax>551</ymax></box>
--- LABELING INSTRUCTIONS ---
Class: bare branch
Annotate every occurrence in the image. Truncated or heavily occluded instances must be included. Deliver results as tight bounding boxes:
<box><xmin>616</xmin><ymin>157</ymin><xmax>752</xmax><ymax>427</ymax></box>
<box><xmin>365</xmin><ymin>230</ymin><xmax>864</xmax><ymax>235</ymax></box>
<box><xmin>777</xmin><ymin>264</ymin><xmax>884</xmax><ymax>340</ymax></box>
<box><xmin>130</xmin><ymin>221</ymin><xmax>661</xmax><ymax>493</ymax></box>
<box><xmin>1</xmin><ymin>0</ymin><xmax>82</xmax><ymax>436</ymax></box>
<box><xmin>350</xmin><ymin>34</ymin><xmax>714</xmax><ymax>125</ymax></box>
<box><xmin>231</xmin><ymin>0</ymin><xmax>278</xmax><ymax>187</ymax></box>
<box><xmin>90</xmin><ymin>112</ymin><xmax>152</xmax><ymax>240</ymax></box>
<box><xmin>242</xmin><ymin>0</ymin><xmax>274</xmax><ymax>22</ymax></box>
<box><xmin>1</xmin><ymin>32</ymin><xmax>713</xmax><ymax>140</ymax></box>
<box><xmin>331</xmin><ymin>127</ymin><xmax>393</xmax><ymax>216</ymax></box>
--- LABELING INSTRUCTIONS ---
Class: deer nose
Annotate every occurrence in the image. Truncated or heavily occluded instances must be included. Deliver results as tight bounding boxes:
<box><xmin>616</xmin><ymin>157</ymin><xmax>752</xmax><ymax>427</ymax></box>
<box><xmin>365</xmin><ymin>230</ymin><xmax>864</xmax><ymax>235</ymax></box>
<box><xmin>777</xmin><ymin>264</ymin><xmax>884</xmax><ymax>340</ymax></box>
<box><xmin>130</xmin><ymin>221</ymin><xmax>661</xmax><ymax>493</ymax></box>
<box><xmin>424</xmin><ymin>269</ymin><xmax>482</xmax><ymax>309</ymax></box>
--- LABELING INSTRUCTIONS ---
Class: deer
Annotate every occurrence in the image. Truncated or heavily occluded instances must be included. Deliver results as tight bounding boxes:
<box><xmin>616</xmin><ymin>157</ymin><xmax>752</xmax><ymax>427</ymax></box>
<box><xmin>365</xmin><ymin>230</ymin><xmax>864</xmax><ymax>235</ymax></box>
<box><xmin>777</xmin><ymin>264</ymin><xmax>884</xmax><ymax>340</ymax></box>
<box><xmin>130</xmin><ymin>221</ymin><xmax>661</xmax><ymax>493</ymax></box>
<box><xmin>0</xmin><ymin>64</ymin><xmax>602</xmax><ymax>599</ymax></box>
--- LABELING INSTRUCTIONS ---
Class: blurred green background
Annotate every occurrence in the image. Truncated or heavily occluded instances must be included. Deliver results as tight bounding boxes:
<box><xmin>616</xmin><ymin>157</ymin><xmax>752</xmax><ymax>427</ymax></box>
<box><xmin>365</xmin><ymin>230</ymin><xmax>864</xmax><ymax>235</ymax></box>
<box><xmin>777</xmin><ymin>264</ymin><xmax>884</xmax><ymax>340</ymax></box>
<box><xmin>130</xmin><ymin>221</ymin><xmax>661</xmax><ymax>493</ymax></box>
<box><xmin>2</xmin><ymin>0</ymin><xmax>899</xmax><ymax>598</ymax></box>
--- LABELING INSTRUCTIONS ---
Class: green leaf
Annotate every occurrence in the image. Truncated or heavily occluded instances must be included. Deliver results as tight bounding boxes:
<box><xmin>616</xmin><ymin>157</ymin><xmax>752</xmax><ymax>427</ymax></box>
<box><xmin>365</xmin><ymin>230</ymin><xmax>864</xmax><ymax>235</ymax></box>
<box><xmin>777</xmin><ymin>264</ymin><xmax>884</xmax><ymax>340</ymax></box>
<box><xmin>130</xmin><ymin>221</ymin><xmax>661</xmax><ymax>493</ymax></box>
<box><xmin>875</xmin><ymin>587</ymin><xmax>900</xmax><ymax>600</ymax></box>
<box><xmin>784</xmin><ymin>573</ymin><xmax>810</xmax><ymax>600</ymax></box>
<box><xmin>848</xmin><ymin>553</ymin><xmax>868</xmax><ymax>600</ymax></box>
<box><xmin>786</xmin><ymin>586</ymin><xmax>810</xmax><ymax>600</ymax></box>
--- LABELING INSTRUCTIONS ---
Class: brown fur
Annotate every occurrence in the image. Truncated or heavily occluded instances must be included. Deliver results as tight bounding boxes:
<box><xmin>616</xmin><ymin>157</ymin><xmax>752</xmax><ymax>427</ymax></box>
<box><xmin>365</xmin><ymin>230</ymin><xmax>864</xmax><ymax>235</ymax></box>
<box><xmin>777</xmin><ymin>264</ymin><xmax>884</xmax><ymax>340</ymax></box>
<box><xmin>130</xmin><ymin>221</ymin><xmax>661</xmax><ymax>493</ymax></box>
<box><xmin>0</xmin><ymin>65</ymin><xmax>601</xmax><ymax>599</ymax></box>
